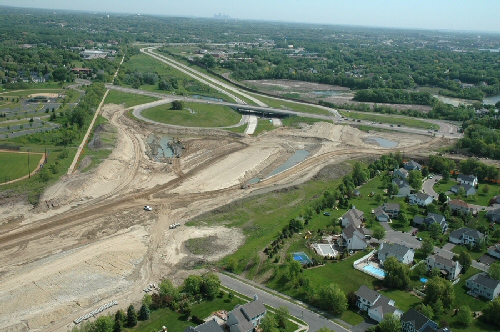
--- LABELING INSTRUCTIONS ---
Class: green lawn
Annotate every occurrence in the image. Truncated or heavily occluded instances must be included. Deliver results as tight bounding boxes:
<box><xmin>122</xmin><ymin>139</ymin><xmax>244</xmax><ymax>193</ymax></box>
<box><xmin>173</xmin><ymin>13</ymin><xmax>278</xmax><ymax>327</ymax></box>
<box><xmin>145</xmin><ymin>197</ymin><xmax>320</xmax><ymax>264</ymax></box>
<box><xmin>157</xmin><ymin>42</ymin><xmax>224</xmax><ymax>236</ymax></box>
<box><xmin>451</xmin><ymin>245</ymin><xmax>484</xmax><ymax>261</ymax></box>
<box><xmin>0</xmin><ymin>151</ymin><xmax>41</xmax><ymax>183</ymax></box>
<box><xmin>433</xmin><ymin>179</ymin><xmax>499</xmax><ymax>207</ymax></box>
<box><xmin>105</xmin><ymin>90</ymin><xmax>159</xmax><ymax>108</ymax></box>
<box><xmin>339</xmin><ymin>111</ymin><xmax>437</xmax><ymax>130</ymax></box>
<box><xmin>141</xmin><ymin>102</ymin><xmax>241</xmax><ymax>127</ymax></box>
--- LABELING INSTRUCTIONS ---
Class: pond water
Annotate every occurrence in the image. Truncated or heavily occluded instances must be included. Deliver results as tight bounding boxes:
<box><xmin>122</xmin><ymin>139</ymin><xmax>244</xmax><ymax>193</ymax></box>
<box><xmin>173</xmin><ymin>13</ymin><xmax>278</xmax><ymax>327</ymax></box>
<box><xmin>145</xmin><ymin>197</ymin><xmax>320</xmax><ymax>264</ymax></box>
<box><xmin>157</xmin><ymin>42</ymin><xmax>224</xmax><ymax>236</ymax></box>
<box><xmin>312</xmin><ymin>90</ymin><xmax>345</xmax><ymax>96</ymax></box>
<box><xmin>267</xmin><ymin>150</ymin><xmax>310</xmax><ymax>177</ymax></box>
<box><xmin>190</xmin><ymin>94</ymin><xmax>224</xmax><ymax>102</ymax></box>
<box><xmin>366</xmin><ymin>137</ymin><xmax>398</xmax><ymax>148</ymax></box>
<box><xmin>434</xmin><ymin>94</ymin><xmax>500</xmax><ymax>107</ymax></box>
<box><xmin>247</xmin><ymin>178</ymin><xmax>262</xmax><ymax>184</ymax></box>
<box><xmin>146</xmin><ymin>134</ymin><xmax>174</xmax><ymax>161</ymax></box>
<box><xmin>484</xmin><ymin>94</ymin><xmax>500</xmax><ymax>105</ymax></box>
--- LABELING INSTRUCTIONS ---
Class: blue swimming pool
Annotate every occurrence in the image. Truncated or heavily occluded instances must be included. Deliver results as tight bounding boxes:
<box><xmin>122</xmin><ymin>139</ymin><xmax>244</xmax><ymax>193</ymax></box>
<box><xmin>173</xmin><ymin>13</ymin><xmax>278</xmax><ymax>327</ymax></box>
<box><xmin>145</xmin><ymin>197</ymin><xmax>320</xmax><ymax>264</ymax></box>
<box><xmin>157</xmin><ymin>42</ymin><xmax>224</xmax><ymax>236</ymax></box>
<box><xmin>364</xmin><ymin>264</ymin><xmax>386</xmax><ymax>277</ymax></box>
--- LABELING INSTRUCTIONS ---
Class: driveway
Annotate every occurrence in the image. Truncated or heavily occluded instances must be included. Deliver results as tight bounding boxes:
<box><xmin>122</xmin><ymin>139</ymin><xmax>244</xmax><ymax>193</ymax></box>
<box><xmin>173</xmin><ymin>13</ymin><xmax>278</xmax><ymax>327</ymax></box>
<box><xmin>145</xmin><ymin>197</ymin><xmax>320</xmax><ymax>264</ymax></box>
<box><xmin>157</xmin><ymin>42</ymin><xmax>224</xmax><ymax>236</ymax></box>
<box><xmin>380</xmin><ymin>222</ymin><xmax>422</xmax><ymax>249</ymax></box>
<box><xmin>218</xmin><ymin>273</ymin><xmax>349</xmax><ymax>332</ymax></box>
<box><xmin>351</xmin><ymin>318</ymin><xmax>378</xmax><ymax>332</ymax></box>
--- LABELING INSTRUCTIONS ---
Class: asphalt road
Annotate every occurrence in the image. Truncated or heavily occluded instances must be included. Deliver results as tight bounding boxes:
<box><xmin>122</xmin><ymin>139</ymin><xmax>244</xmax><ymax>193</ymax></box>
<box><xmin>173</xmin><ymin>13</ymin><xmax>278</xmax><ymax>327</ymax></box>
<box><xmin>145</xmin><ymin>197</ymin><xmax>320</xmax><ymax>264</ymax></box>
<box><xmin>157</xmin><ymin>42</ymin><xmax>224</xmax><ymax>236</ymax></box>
<box><xmin>380</xmin><ymin>222</ymin><xmax>422</xmax><ymax>249</ymax></box>
<box><xmin>422</xmin><ymin>175</ymin><xmax>442</xmax><ymax>197</ymax></box>
<box><xmin>218</xmin><ymin>273</ymin><xmax>350</xmax><ymax>332</ymax></box>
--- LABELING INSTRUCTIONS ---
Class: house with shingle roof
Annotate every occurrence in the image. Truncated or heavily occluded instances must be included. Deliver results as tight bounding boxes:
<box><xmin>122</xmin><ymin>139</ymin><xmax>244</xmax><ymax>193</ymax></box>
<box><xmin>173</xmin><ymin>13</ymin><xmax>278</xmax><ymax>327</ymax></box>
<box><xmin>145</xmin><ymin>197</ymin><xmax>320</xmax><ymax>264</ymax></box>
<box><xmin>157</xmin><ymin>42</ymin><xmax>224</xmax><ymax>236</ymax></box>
<box><xmin>486</xmin><ymin>208</ymin><xmax>500</xmax><ymax>223</ymax></box>
<box><xmin>449</xmin><ymin>227</ymin><xmax>485</xmax><ymax>246</ymax></box>
<box><xmin>457</xmin><ymin>174</ymin><xmax>478</xmax><ymax>186</ymax></box>
<box><xmin>392</xmin><ymin>178</ymin><xmax>413</xmax><ymax>196</ymax></box>
<box><xmin>466</xmin><ymin>273</ymin><xmax>500</xmax><ymax>300</ymax></box>
<box><xmin>404</xmin><ymin>160</ymin><xmax>422</xmax><ymax>171</ymax></box>
<box><xmin>394</xmin><ymin>167</ymin><xmax>409</xmax><ymax>179</ymax></box>
<box><xmin>401</xmin><ymin>308</ymin><xmax>439</xmax><ymax>332</ymax></box>
<box><xmin>488</xmin><ymin>244</ymin><xmax>500</xmax><ymax>259</ymax></box>
<box><xmin>341</xmin><ymin>208</ymin><xmax>364</xmax><ymax>228</ymax></box>
<box><xmin>184</xmin><ymin>320</ymin><xmax>225</xmax><ymax>332</ymax></box>
<box><xmin>450</xmin><ymin>184</ymin><xmax>476</xmax><ymax>196</ymax></box>
<box><xmin>355</xmin><ymin>285</ymin><xmax>403</xmax><ymax>323</ymax></box>
<box><xmin>448</xmin><ymin>199</ymin><xmax>475</xmax><ymax>214</ymax></box>
<box><xmin>409</xmin><ymin>192</ymin><xmax>434</xmax><ymax>206</ymax></box>
<box><xmin>341</xmin><ymin>224</ymin><xmax>367</xmax><ymax>251</ymax></box>
<box><xmin>413</xmin><ymin>213</ymin><xmax>448</xmax><ymax>233</ymax></box>
<box><xmin>378</xmin><ymin>243</ymin><xmax>414</xmax><ymax>265</ymax></box>
<box><xmin>374</xmin><ymin>203</ymin><xmax>400</xmax><ymax>222</ymax></box>
<box><xmin>426</xmin><ymin>254</ymin><xmax>462</xmax><ymax>280</ymax></box>
<box><xmin>226</xmin><ymin>297</ymin><xmax>267</xmax><ymax>332</ymax></box>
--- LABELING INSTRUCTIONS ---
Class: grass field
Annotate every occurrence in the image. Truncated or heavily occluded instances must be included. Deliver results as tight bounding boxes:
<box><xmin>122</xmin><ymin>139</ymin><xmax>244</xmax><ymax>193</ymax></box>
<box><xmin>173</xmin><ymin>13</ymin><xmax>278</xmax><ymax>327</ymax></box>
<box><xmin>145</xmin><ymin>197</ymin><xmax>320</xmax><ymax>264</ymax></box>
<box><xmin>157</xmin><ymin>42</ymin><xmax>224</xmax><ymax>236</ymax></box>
<box><xmin>141</xmin><ymin>102</ymin><xmax>241</xmax><ymax>127</ymax></box>
<box><xmin>105</xmin><ymin>90</ymin><xmax>159</xmax><ymax>108</ymax></box>
<box><xmin>339</xmin><ymin>111</ymin><xmax>437</xmax><ymax>130</ymax></box>
<box><xmin>0</xmin><ymin>88</ymin><xmax>64</xmax><ymax>97</ymax></box>
<box><xmin>0</xmin><ymin>151</ymin><xmax>42</xmax><ymax>183</ymax></box>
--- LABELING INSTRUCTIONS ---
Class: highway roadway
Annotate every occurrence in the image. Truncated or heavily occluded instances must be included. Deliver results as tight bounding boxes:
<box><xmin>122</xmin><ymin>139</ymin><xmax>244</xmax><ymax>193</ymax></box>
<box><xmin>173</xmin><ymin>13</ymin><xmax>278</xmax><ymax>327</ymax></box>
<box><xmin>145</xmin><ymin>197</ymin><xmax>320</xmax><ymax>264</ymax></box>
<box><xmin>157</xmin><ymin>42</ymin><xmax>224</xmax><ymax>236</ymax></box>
<box><xmin>107</xmin><ymin>84</ymin><xmax>461</xmax><ymax>138</ymax></box>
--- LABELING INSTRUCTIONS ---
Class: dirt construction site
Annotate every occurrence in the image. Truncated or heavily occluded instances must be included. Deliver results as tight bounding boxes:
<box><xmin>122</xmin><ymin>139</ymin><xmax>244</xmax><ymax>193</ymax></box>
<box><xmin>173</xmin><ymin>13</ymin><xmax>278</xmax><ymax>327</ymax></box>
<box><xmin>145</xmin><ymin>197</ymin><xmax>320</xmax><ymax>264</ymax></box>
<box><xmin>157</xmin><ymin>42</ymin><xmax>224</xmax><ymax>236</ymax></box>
<box><xmin>0</xmin><ymin>101</ymin><xmax>453</xmax><ymax>331</ymax></box>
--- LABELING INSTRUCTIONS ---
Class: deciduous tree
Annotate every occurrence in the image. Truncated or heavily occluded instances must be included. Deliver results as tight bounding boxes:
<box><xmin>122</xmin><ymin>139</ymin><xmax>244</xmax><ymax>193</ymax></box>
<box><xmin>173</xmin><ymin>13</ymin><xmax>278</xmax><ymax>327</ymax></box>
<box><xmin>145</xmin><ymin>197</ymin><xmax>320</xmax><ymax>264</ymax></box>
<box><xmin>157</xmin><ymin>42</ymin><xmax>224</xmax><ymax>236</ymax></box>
<box><xmin>457</xmin><ymin>305</ymin><xmax>473</xmax><ymax>326</ymax></box>
<box><xmin>458</xmin><ymin>251</ymin><xmax>472</xmax><ymax>272</ymax></box>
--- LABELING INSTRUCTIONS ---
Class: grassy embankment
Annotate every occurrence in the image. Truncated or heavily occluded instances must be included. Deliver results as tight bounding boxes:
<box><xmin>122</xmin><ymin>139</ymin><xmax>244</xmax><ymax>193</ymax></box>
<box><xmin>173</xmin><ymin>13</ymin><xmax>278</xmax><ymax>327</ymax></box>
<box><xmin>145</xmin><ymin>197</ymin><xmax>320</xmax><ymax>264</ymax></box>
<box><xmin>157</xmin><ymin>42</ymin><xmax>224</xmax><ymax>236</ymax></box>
<box><xmin>152</xmin><ymin>48</ymin><xmax>257</xmax><ymax>105</ymax></box>
<box><xmin>104</xmin><ymin>90</ymin><xmax>159</xmax><ymax>108</ymax></box>
<box><xmin>123</xmin><ymin>53</ymin><xmax>234</xmax><ymax>103</ymax></box>
<box><xmin>141</xmin><ymin>102</ymin><xmax>241</xmax><ymax>128</ymax></box>
<box><xmin>339</xmin><ymin>110</ymin><xmax>438</xmax><ymax>130</ymax></box>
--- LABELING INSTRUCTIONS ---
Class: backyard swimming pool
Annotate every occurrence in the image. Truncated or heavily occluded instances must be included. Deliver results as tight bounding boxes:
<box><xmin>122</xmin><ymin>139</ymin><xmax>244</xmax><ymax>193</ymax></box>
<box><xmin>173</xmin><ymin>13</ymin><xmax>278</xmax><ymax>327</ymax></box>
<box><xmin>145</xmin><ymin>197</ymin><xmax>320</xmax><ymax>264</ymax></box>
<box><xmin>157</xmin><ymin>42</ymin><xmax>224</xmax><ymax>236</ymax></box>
<box><xmin>364</xmin><ymin>264</ymin><xmax>386</xmax><ymax>277</ymax></box>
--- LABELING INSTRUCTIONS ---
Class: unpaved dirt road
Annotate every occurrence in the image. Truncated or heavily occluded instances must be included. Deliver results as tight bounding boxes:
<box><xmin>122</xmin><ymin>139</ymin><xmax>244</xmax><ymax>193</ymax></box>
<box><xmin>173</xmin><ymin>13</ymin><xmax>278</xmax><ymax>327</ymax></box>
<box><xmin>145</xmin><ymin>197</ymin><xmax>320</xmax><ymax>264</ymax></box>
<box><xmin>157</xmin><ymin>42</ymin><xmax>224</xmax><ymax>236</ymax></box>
<box><xmin>0</xmin><ymin>60</ymin><xmax>458</xmax><ymax>331</ymax></box>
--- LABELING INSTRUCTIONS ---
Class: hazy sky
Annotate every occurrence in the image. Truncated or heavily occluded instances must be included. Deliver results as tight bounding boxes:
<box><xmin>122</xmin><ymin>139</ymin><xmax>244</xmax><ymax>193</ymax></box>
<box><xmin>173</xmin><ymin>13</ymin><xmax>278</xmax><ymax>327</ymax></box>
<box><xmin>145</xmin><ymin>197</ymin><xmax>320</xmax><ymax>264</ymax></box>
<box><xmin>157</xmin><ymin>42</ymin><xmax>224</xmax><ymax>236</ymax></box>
<box><xmin>2</xmin><ymin>0</ymin><xmax>500</xmax><ymax>33</ymax></box>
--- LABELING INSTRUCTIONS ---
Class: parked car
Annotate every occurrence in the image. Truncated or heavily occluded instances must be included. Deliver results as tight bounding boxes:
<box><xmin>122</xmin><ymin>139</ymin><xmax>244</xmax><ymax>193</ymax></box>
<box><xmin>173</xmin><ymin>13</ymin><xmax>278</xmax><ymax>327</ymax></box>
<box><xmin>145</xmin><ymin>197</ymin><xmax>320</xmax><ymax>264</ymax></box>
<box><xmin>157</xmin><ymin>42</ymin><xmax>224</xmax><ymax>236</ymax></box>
<box><xmin>144</xmin><ymin>205</ymin><xmax>152</xmax><ymax>211</ymax></box>
<box><xmin>417</xmin><ymin>237</ymin><xmax>423</xmax><ymax>241</ymax></box>
<box><xmin>323</xmin><ymin>212</ymin><xmax>331</xmax><ymax>216</ymax></box>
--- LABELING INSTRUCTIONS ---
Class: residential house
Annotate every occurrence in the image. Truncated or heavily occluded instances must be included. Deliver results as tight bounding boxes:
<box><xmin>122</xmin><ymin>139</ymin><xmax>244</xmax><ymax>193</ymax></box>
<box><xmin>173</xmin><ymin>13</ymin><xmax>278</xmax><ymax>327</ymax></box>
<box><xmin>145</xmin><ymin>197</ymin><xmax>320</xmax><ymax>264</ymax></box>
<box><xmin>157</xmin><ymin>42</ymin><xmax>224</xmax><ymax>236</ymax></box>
<box><xmin>426</xmin><ymin>254</ymin><xmax>462</xmax><ymax>280</ymax></box>
<box><xmin>341</xmin><ymin>224</ymin><xmax>367</xmax><ymax>251</ymax></box>
<box><xmin>378</xmin><ymin>243</ymin><xmax>414</xmax><ymax>265</ymax></box>
<box><xmin>226</xmin><ymin>297</ymin><xmax>267</xmax><ymax>332</ymax></box>
<box><xmin>409</xmin><ymin>192</ymin><xmax>434</xmax><ymax>206</ymax></box>
<box><xmin>184</xmin><ymin>320</ymin><xmax>225</xmax><ymax>332</ymax></box>
<box><xmin>401</xmin><ymin>308</ymin><xmax>439</xmax><ymax>332</ymax></box>
<box><xmin>449</xmin><ymin>227</ymin><xmax>485</xmax><ymax>246</ymax></box>
<box><xmin>374</xmin><ymin>203</ymin><xmax>400</xmax><ymax>222</ymax></box>
<box><xmin>392</xmin><ymin>178</ymin><xmax>412</xmax><ymax>196</ymax></box>
<box><xmin>466</xmin><ymin>273</ymin><xmax>500</xmax><ymax>300</ymax></box>
<box><xmin>450</xmin><ymin>184</ymin><xmax>476</xmax><ymax>196</ymax></box>
<box><xmin>374</xmin><ymin>208</ymin><xmax>391</xmax><ymax>222</ymax></box>
<box><xmin>341</xmin><ymin>208</ymin><xmax>364</xmax><ymax>228</ymax></box>
<box><xmin>412</xmin><ymin>213</ymin><xmax>448</xmax><ymax>232</ymax></box>
<box><xmin>394</xmin><ymin>168</ymin><xmax>409</xmax><ymax>179</ymax></box>
<box><xmin>486</xmin><ymin>208</ymin><xmax>500</xmax><ymax>223</ymax></box>
<box><xmin>488</xmin><ymin>244</ymin><xmax>500</xmax><ymax>259</ymax></box>
<box><xmin>404</xmin><ymin>160</ymin><xmax>422</xmax><ymax>171</ymax></box>
<box><xmin>457</xmin><ymin>174</ymin><xmax>478</xmax><ymax>186</ymax></box>
<box><xmin>355</xmin><ymin>286</ymin><xmax>403</xmax><ymax>323</ymax></box>
<box><xmin>448</xmin><ymin>199</ymin><xmax>475</xmax><ymax>214</ymax></box>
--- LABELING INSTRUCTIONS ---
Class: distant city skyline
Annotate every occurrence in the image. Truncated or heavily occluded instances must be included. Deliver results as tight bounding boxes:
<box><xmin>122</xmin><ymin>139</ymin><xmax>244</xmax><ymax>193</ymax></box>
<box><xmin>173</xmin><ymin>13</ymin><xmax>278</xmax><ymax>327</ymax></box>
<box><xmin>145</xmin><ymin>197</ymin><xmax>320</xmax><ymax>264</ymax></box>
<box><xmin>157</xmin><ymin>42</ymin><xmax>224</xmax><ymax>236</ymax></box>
<box><xmin>1</xmin><ymin>0</ymin><xmax>500</xmax><ymax>33</ymax></box>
